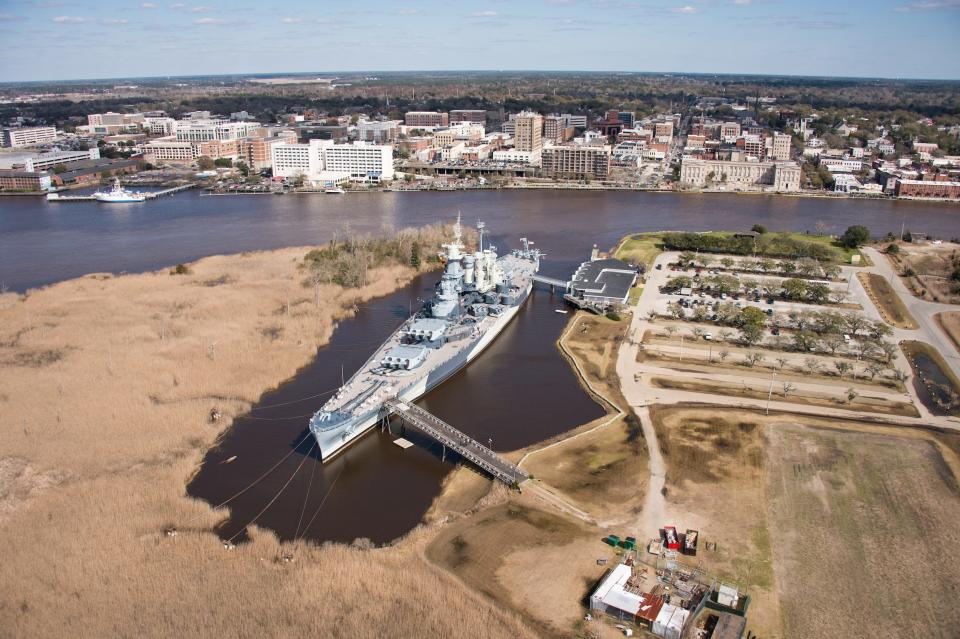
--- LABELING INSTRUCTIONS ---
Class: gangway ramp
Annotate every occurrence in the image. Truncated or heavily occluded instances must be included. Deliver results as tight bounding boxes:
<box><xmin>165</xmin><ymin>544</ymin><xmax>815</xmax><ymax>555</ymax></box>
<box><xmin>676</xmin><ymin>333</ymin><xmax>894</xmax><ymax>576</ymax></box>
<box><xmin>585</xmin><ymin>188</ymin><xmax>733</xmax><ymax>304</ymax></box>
<box><xmin>532</xmin><ymin>274</ymin><xmax>569</xmax><ymax>289</ymax></box>
<box><xmin>382</xmin><ymin>397</ymin><xmax>528</xmax><ymax>487</ymax></box>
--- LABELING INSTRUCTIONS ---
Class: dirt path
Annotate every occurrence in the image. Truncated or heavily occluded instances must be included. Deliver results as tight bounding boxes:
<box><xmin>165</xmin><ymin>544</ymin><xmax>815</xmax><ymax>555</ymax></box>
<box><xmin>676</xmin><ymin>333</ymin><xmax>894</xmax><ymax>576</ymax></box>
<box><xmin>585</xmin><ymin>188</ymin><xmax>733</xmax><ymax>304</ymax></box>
<box><xmin>634</xmin><ymin>407</ymin><xmax>666</xmax><ymax>536</ymax></box>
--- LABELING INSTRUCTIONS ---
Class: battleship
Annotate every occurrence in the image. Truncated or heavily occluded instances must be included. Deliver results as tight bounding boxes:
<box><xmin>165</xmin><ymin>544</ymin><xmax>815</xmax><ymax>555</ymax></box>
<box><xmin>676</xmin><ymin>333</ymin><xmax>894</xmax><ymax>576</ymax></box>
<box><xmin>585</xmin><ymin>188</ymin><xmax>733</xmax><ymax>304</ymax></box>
<box><xmin>309</xmin><ymin>217</ymin><xmax>542</xmax><ymax>461</ymax></box>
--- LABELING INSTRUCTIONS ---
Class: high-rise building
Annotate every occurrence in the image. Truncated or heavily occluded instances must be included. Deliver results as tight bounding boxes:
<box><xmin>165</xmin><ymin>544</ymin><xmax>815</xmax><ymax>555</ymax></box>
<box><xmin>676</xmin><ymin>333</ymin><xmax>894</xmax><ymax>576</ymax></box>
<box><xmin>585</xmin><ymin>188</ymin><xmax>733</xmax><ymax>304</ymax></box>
<box><xmin>271</xmin><ymin>140</ymin><xmax>394</xmax><ymax>183</ymax></box>
<box><xmin>542</xmin><ymin>144</ymin><xmax>611</xmax><ymax>180</ymax></box>
<box><xmin>543</xmin><ymin>115</ymin><xmax>570</xmax><ymax>143</ymax></box>
<box><xmin>770</xmin><ymin>132</ymin><xmax>792</xmax><ymax>161</ymax></box>
<box><xmin>513</xmin><ymin>112</ymin><xmax>543</xmax><ymax>153</ymax></box>
<box><xmin>617</xmin><ymin>111</ymin><xmax>635</xmax><ymax>128</ymax></box>
<box><xmin>2</xmin><ymin>126</ymin><xmax>57</xmax><ymax>148</ymax></box>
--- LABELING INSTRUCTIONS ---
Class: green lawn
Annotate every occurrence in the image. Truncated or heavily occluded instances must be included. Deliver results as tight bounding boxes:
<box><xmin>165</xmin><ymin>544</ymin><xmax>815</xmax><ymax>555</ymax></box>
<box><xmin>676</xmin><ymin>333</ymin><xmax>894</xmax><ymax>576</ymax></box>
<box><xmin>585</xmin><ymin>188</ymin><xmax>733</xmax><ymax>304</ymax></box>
<box><xmin>615</xmin><ymin>232</ymin><xmax>665</xmax><ymax>267</ymax></box>
<box><xmin>681</xmin><ymin>230</ymin><xmax>864</xmax><ymax>265</ymax></box>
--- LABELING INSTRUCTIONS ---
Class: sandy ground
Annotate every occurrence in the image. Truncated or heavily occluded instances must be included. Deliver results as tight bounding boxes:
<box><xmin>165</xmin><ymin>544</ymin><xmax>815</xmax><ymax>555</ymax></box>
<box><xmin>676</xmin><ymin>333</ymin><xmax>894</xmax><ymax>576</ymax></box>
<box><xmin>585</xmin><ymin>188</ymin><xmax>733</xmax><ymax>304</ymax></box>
<box><xmin>0</xmin><ymin>246</ymin><xmax>538</xmax><ymax>639</ymax></box>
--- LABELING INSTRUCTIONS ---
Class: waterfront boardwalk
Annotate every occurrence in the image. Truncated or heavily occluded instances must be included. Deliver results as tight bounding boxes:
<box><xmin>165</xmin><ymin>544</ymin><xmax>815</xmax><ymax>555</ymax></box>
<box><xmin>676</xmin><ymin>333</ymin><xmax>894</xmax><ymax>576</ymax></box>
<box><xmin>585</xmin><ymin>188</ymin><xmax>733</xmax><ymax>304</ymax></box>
<box><xmin>383</xmin><ymin>397</ymin><xmax>529</xmax><ymax>486</ymax></box>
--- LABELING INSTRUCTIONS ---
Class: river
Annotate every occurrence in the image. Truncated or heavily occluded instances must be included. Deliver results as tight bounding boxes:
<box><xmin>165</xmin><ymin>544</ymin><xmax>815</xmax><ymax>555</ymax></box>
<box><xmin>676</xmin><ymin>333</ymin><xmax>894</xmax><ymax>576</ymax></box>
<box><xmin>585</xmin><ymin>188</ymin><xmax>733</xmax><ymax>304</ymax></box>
<box><xmin>2</xmin><ymin>190</ymin><xmax>957</xmax><ymax>544</ymax></box>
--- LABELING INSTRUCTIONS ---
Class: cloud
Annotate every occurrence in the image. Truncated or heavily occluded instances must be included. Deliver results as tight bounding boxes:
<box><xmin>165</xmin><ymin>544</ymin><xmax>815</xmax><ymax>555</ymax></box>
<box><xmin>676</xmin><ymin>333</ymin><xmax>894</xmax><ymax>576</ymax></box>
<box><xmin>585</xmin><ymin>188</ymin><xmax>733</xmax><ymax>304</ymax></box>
<box><xmin>141</xmin><ymin>2</ymin><xmax>157</xmax><ymax>7</ymax></box>
<box><xmin>189</xmin><ymin>5</ymin><xmax>214</xmax><ymax>12</ymax></box>
<box><xmin>733</xmin><ymin>0</ymin><xmax>753</xmax><ymax>4</ymax></box>
<box><xmin>0</xmin><ymin>13</ymin><xmax>24</xmax><ymax>21</ymax></box>
<box><xmin>51</xmin><ymin>15</ymin><xmax>87</xmax><ymax>23</ymax></box>
<box><xmin>894</xmin><ymin>0</ymin><xmax>960</xmax><ymax>10</ymax></box>
<box><xmin>193</xmin><ymin>17</ymin><xmax>235</xmax><ymax>24</ymax></box>
<box><xmin>169</xmin><ymin>2</ymin><xmax>185</xmax><ymax>8</ymax></box>
<box><xmin>470</xmin><ymin>10</ymin><xmax>499</xmax><ymax>17</ymax></box>
<box><xmin>545</xmin><ymin>0</ymin><xmax>576</xmax><ymax>4</ymax></box>
<box><xmin>741</xmin><ymin>15</ymin><xmax>847</xmax><ymax>29</ymax></box>
<box><xmin>669</xmin><ymin>5</ymin><xmax>700</xmax><ymax>13</ymax></box>
<box><xmin>102</xmin><ymin>18</ymin><xmax>129</xmax><ymax>24</ymax></box>
<box><xmin>280</xmin><ymin>16</ymin><xmax>302</xmax><ymax>23</ymax></box>
<box><xmin>397</xmin><ymin>7</ymin><xmax>419</xmax><ymax>14</ymax></box>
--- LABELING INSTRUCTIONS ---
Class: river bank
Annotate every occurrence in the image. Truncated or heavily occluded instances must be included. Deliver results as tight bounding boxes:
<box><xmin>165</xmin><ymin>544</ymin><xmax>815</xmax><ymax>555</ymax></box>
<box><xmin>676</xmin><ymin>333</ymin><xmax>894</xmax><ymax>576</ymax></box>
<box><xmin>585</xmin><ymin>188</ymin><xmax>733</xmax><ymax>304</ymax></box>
<box><xmin>0</xmin><ymin>239</ymin><xmax>543</xmax><ymax>638</ymax></box>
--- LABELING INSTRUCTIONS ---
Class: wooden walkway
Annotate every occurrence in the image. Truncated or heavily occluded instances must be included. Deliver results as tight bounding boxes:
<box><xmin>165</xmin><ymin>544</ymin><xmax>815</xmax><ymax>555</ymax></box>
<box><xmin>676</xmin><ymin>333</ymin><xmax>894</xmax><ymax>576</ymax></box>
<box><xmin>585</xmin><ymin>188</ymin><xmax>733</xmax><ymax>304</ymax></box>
<box><xmin>382</xmin><ymin>397</ymin><xmax>528</xmax><ymax>486</ymax></box>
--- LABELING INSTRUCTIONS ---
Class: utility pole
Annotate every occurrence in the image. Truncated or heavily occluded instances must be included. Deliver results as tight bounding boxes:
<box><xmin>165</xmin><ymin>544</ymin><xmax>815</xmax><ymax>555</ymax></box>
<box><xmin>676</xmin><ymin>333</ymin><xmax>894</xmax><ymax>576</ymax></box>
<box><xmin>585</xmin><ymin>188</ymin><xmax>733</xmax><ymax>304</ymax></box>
<box><xmin>679</xmin><ymin>335</ymin><xmax>684</xmax><ymax>362</ymax></box>
<box><xmin>766</xmin><ymin>370</ymin><xmax>777</xmax><ymax>415</ymax></box>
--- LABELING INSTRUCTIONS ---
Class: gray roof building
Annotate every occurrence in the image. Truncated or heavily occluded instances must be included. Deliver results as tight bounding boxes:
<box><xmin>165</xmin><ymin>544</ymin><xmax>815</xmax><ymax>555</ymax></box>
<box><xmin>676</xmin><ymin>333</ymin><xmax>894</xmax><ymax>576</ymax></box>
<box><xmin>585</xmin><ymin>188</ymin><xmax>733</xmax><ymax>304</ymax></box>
<box><xmin>568</xmin><ymin>257</ymin><xmax>637</xmax><ymax>306</ymax></box>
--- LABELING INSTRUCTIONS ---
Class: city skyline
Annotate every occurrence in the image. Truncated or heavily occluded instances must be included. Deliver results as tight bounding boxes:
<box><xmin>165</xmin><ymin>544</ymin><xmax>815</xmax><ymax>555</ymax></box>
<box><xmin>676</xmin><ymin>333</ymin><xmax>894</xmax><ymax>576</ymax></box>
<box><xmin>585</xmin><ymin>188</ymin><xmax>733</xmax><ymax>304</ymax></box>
<box><xmin>0</xmin><ymin>0</ymin><xmax>959</xmax><ymax>82</ymax></box>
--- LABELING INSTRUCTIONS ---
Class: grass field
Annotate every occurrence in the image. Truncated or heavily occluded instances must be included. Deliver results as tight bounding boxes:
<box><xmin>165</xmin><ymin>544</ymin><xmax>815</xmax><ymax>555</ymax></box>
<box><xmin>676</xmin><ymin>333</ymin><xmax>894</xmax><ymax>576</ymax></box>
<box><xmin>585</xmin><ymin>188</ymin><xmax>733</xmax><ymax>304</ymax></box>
<box><xmin>614</xmin><ymin>232</ymin><xmax>664</xmax><ymax>267</ymax></box>
<box><xmin>0</xmin><ymin>234</ymin><xmax>540</xmax><ymax>638</ymax></box>
<box><xmin>766</xmin><ymin>424</ymin><xmax>960</xmax><ymax>639</ymax></box>
<box><xmin>687</xmin><ymin>231</ymin><xmax>863</xmax><ymax>264</ymax></box>
<box><xmin>647</xmin><ymin>404</ymin><xmax>960</xmax><ymax>639</ymax></box>
<box><xmin>858</xmin><ymin>272</ymin><xmax>919</xmax><ymax>329</ymax></box>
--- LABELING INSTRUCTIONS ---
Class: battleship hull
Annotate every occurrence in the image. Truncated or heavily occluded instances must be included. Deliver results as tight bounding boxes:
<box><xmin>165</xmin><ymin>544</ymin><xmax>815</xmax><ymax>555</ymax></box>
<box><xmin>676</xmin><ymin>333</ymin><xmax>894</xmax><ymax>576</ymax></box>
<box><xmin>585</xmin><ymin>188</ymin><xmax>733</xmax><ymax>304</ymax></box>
<box><xmin>312</xmin><ymin>283</ymin><xmax>531</xmax><ymax>461</ymax></box>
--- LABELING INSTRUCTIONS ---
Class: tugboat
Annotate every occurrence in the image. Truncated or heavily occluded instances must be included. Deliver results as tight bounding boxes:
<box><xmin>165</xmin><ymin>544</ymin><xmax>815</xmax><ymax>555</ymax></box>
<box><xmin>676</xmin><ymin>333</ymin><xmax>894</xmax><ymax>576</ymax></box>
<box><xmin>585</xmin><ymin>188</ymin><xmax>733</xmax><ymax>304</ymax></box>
<box><xmin>93</xmin><ymin>178</ymin><xmax>147</xmax><ymax>203</ymax></box>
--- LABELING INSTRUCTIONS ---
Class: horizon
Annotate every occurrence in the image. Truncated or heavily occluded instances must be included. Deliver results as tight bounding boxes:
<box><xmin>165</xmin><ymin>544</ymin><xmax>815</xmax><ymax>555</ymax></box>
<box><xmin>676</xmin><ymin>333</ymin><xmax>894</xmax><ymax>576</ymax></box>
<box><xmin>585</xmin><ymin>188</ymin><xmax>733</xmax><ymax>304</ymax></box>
<box><xmin>4</xmin><ymin>68</ymin><xmax>960</xmax><ymax>87</ymax></box>
<box><xmin>1</xmin><ymin>0</ymin><xmax>959</xmax><ymax>83</ymax></box>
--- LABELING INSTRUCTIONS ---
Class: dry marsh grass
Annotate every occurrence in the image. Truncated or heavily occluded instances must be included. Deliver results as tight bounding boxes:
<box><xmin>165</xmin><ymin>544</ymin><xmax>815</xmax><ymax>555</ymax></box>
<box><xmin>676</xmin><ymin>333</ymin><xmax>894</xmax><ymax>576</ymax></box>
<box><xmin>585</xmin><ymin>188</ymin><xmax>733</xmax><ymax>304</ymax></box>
<box><xmin>0</xmin><ymin>232</ymin><xmax>538</xmax><ymax>638</ymax></box>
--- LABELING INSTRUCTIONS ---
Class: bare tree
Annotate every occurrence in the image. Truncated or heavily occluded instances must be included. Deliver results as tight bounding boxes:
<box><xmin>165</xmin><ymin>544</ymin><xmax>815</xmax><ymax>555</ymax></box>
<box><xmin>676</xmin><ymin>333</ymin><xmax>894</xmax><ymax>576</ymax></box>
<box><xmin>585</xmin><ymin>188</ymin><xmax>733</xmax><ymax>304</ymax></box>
<box><xmin>803</xmin><ymin>357</ymin><xmax>823</xmax><ymax>375</ymax></box>
<box><xmin>719</xmin><ymin>350</ymin><xmax>730</xmax><ymax>362</ymax></box>
<box><xmin>776</xmin><ymin>356</ymin><xmax>788</xmax><ymax>370</ymax></box>
<box><xmin>834</xmin><ymin>360</ymin><xmax>852</xmax><ymax>378</ymax></box>
<box><xmin>744</xmin><ymin>352</ymin><xmax>764</xmax><ymax>367</ymax></box>
<box><xmin>782</xmin><ymin>382</ymin><xmax>796</xmax><ymax>398</ymax></box>
<box><xmin>846</xmin><ymin>387</ymin><xmax>859</xmax><ymax>403</ymax></box>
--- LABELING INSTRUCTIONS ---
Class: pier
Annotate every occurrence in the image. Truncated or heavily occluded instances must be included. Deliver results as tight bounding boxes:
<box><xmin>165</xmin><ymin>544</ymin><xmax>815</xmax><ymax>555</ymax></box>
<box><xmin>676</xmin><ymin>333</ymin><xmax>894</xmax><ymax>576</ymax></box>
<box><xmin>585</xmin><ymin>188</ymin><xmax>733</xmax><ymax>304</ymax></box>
<box><xmin>381</xmin><ymin>397</ymin><xmax>529</xmax><ymax>486</ymax></box>
<box><xmin>46</xmin><ymin>182</ymin><xmax>197</xmax><ymax>202</ymax></box>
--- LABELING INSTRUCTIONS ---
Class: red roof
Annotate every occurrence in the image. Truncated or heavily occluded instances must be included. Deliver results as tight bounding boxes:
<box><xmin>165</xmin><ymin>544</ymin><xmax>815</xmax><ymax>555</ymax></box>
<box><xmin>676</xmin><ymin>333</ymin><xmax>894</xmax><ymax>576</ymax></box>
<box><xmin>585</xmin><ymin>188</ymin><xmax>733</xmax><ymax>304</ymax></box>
<box><xmin>636</xmin><ymin>592</ymin><xmax>666</xmax><ymax>623</ymax></box>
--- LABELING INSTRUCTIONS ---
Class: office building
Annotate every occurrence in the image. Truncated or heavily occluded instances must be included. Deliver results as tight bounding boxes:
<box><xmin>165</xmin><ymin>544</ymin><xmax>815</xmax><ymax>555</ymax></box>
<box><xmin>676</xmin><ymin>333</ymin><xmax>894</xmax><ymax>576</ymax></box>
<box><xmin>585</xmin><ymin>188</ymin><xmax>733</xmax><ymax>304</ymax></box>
<box><xmin>617</xmin><ymin>111</ymin><xmax>635</xmax><ymax>128</ymax></box>
<box><xmin>357</xmin><ymin>120</ymin><xmax>401</xmax><ymax>143</ymax></box>
<box><xmin>770</xmin><ymin>132</ymin><xmax>792</xmax><ymax>161</ymax></box>
<box><xmin>895</xmin><ymin>179</ymin><xmax>960</xmax><ymax>199</ymax></box>
<box><xmin>86</xmin><ymin>112</ymin><xmax>145</xmax><ymax>135</ymax></box>
<box><xmin>271</xmin><ymin>140</ymin><xmax>393</xmax><ymax>183</ymax></box>
<box><xmin>405</xmin><ymin>111</ymin><xmax>449</xmax><ymax>128</ymax></box>
<box><xmin>2</xmin><ymin>126</ymin><xmax>57</xmax><ymax>148</ymax></box>
<box><xmin>720</xmin><ymin>122</ymin><xmax>740</xmax><ymax>142</ymax></box>
<box><xmin>450</xmin><ymin>109</ymin><xmax>487</xmax><ymax>124</ymax></box>
<box><xmin>542</xmin><ymin>144</ymin><xmax>611</xmax><ymax>180</ymax></box>
<box><xmin>513</xmin><ymin>111</ymin><xmax>543</xmax><ymax>153</ymax></box>
<box><xmin>175</xmin><ymin>120</ymin><xmax>262</xmax><ymax>142</ymax></box>
<box><xmin>0</xmin><ymin>170</ymin><xmax>52</xmax><ymax>191</ymax></box>
<box><xmin>543</xmin><ymin>115</ymin><xmax>574</xmax><ymax>143</ymax></box>
<box><xmin>296</xmin><ymin>124</ymin><xmax>349</xmax><ymax>143</ymax></box>
<box><xmin>653</xmin><ymin>121</ymin><xmax>674</xmax><ymax>139</ymax></box>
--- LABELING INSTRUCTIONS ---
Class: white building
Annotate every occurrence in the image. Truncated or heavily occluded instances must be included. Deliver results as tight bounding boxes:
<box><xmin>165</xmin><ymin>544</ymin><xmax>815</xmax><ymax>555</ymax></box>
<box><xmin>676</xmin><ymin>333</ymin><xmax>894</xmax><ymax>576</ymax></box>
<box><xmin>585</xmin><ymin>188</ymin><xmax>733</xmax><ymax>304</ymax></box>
<box><xmin>357</xmin><ymin>120</ymin><xmax>401</xmax><ymax>143</ymax></box>
<box><xmin>819</xmin><ymin>157</ymin><xmax>864</xmax><ymax>173</ymax></box>
<box><xmin>0</xmin><ymin>148</ymin><xmax>100</xmax><ymax>172</ymax></box>
<box><xmin>271</xmin><ymin>139</ymin><xmax>393</xmax><ymax>183</ymax></box>
<box><xmin>680</xmin><ymin>157</ymin><xmax>800</xmax><ymax>192</ymax></box>
<box><xmin>2</xmin><ymin>126</ymin><xmax>57</xmax><ymax>148</ymax></box>
<box><xmin>144</xmin><ymin>116</ymin><xmax>178</xmax><ymax>136</ymax></box>
<box><xmin>323</xmin><ymin>141</ymin><xmax>394</xmax><ymax>181</ymax></box>
<box><xmin>175</xmin><ymin>120</ymin><xmax>262</xmax><ymax>142</ymax></box>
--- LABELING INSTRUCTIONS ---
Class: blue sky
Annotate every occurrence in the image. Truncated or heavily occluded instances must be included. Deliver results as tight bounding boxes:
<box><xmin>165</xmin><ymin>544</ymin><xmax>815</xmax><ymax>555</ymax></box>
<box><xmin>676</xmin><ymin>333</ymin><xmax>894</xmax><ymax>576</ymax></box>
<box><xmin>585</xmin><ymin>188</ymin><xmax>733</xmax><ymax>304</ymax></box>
<box><xmin>1</xmin><ymin>0</ymin><xmax>958</xmax><ymax>82</ymax></box>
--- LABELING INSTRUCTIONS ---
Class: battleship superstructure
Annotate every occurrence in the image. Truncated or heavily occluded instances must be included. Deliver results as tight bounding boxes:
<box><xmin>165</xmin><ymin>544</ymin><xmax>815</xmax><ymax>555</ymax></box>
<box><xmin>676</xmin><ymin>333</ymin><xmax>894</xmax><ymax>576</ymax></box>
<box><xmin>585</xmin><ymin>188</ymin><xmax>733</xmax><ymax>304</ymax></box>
<box><xmin>309</xmin><ymin>217</ymin><xmax>542</xmax><ymax>461</ymax></box>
